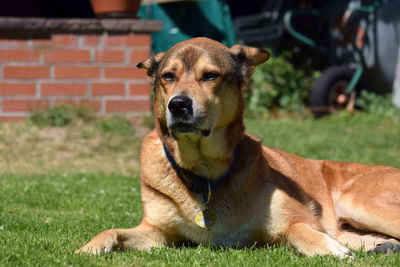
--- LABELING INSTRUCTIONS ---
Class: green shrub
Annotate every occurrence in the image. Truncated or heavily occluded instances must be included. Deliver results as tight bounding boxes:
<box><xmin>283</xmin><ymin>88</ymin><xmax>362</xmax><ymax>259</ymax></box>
<box><xmin>98</xmin><ymin>115</ymin><xmax>134</xmax><ymax>134</ymax></box>
<box><xmin>74</xmin><ymin>105</ymin><xmax>96</xmax><ymax>122</ymax></box>
<box><xmin>30</xmin><ymin>104</ymin><xmax>95</xmax><ymax>127</ymax></box>
<box><xmin>356</xmin><ymin>91</ymin><xmax>400</xmax><ymax>119</ymax></box>
<box><xmin>245</xmin><ymin>52</ymin><xmax>318</xmax><ymax>115</ymax></box>
<box><xmin>30</xmin><ymin>105</ymin><xmax>75</xmax><ymax>127</ymax></box>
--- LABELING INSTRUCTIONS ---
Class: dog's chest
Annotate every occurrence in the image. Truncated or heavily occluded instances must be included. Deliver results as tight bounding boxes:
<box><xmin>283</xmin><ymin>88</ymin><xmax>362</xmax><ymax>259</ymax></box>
<box><xmin>176</xmin><ymin>196</ymin><xmax>262</xmax><ymax>247</ymax></box>
<box><xmin>178</xmin><ymin>216</ymin><xmax>256</xmax><ymax>247</ymax></box>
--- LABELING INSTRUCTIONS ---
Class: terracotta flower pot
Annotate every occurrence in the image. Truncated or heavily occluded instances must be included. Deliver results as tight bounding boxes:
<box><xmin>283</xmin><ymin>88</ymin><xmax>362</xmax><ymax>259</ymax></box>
<box><xmin>90</xmin><ymin>0</ymin><xmax>141</xmax><ymax>18</ymax></box>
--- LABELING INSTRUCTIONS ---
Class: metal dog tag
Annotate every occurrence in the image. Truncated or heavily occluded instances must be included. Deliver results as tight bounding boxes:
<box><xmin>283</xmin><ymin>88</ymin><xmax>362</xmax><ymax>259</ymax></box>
<box><xmin>195</xmin><ymin>209</ymin><xmax>216</xmax><ymax>228</ymax></box>
<box><xmin>195</xmin><ymin>181</ymin><xmax>216</xmax><ymax>228</ymax></box>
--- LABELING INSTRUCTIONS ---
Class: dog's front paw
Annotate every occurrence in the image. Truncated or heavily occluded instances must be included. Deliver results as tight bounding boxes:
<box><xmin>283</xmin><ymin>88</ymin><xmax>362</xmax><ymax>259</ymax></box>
<box><xmin>75</xmin><ymin>230</ymin><xmax>117</xmax><ymax>255</ymax></box>
<box><xmin>289</xmin><ymin>223</ymin><xmax>354</xmax><ymax>259</ymax></box>
<box><xmin>75</xmin><ymin>244</ymin><xmax>112</xmax><ymax>255</ymax></box>
<box><xmin>324</xmin><ymin>236</ymin><xmax>354</xmax><ymax>259</ymax></box>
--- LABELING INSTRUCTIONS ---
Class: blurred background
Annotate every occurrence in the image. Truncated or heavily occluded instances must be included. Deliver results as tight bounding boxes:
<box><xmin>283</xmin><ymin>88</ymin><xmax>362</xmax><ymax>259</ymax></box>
<box><xmin>0</xmin><ymin>0</ymin><xmax>399</xmax><ymax>119</ymax></box>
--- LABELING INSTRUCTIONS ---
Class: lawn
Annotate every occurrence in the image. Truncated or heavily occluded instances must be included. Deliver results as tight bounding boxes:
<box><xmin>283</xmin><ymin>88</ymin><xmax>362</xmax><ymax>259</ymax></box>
<box><xmin>1</xmin><ymin>113</ymin><xmax>400</xmax><ymax>266</ymax></box>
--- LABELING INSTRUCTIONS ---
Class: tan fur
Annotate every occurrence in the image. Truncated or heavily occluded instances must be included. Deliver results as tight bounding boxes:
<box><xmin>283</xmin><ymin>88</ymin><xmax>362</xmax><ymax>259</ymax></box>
<box><xmin>76</xmin><ymin>38</ymin><xmax>400</xmax><ymax>258</ymax></box>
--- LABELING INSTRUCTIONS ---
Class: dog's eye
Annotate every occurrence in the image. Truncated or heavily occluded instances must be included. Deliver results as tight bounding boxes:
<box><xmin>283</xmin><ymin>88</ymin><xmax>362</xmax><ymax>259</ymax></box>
<box><xmin>161</xmin><ymin>72</ymin><xmax>176</xmax><ymax>82</ymax></box>
<box><xmin>202</xmin><ymin>72</ymin><xmax>220</xmax><ymax>82</ymax></box>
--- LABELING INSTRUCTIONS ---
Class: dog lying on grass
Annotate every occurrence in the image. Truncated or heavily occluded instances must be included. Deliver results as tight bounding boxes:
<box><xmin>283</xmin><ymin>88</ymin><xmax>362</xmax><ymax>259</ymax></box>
<box><xmin>77</xmin><ymin>37</ymin><xmax>400</xmax><ymax>258</ymax></box>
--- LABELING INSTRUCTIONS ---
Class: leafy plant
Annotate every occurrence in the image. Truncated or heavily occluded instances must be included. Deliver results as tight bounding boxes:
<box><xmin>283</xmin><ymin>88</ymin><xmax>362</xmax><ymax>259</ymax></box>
<box><xmin>30</xmin><ymin>104</ymin><xmax>95</xmax><ymax>127</ymax></box>
<box><xmin>245</xmin><ymin>51</ymin><xmax>319</xmax><ymax>115</ymax></box>
<box><xmin>356</xmin><ymin>91</ymin><xmax>400</xmax><ymax>119</ymax></box>
<box><xmin>30</xmin><ymin>105</ymin><xmax>75</xmax><ymax>127</ymax></box>
<box><xmin>98</xmin><ymin>115</ymin><xmax>134</xmax><ymax>134</ymax></box>
<box><xmin>74</xmin><ymin>105</ymin><xmax>96</xmax><ymax>122</ymax></box>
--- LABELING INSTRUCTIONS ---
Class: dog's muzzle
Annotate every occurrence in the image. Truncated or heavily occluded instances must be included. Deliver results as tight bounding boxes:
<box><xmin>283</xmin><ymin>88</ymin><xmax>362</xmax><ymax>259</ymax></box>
<box><xmin>168</xmin><ymin>95</ymin><xmax>193</xmax><ymax>119</ymax></box>
<box><xmin>167</xmin><ymin>95</ymin><xmax>210</xmax><ymax>137</ymax></box>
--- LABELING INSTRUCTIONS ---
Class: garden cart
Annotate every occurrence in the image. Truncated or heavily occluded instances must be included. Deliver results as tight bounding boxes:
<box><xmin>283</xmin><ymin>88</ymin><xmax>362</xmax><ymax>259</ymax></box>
<box><xmin>284</xmin><ymin>0</ymin><xmax>400</xmax><ymax>116</ymax></box>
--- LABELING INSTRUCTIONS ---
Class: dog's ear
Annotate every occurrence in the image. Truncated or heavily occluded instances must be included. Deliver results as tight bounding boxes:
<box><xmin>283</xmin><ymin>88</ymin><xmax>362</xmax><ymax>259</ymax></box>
<box><xmin>229</xmin><ymin>45</ymin><xmax>270</xmax><ymax>84</ymax></box>
<box><xmin>137</xmin><ymin>52</ymin><xmax>165</xmax><ymax>79</ymax></box>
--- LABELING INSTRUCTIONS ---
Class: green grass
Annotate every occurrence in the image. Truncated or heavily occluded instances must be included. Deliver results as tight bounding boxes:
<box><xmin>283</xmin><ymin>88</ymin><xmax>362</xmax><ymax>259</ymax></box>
<box><xmin>1</xmin><ymin>112</ymin><xmax>400</xmax><ymax>266</ymax></box>
<box><xmin>246</xmin><ymin>112</ymin><xmax>400</xmax><ymax>167</ymax></box>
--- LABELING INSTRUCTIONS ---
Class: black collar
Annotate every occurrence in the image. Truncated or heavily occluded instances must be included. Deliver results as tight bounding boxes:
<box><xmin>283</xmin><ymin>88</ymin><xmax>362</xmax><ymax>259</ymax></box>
<box><xmin>163</xmin><ymin>145</ymin><xmax>238</xmax><ymax>195</ymax></box>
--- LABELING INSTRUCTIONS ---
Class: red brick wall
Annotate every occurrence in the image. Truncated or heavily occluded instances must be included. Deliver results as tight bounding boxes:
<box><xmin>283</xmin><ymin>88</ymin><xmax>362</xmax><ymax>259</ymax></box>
<box><xmin>0</xmin><ymin>33</ymin><xmax>151</xmax><ymax>122</ymax></box>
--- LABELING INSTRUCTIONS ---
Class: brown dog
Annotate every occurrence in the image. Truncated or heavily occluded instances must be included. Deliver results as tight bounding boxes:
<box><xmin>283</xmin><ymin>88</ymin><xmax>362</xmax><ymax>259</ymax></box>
<box><xmin>77</xmin><ymin>37</ymin><xmax>400</xmax><ymax>258</ymax></box>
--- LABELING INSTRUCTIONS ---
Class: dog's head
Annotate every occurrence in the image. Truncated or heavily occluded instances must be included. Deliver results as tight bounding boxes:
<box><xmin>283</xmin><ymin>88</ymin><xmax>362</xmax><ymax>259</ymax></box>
<box><xmin>138</xmin><ymin>37</ymin><xmax>269</xmax><ymax>140</ymax></box>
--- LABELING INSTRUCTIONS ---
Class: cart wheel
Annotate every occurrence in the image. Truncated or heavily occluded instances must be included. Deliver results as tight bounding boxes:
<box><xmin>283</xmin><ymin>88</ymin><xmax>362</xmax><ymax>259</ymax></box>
<box><xmin>310</xmin><ymin>66</ymin><xmax>359</xmax><ymax>118</ymax></box>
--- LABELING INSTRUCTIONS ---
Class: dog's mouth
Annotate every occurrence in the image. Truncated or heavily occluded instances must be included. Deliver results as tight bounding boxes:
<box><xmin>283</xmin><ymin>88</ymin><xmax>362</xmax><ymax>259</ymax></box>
<box><xmin>169</xmin><ymin>122</ymin><xmax>211</xmax><ymax>137</ymax></box>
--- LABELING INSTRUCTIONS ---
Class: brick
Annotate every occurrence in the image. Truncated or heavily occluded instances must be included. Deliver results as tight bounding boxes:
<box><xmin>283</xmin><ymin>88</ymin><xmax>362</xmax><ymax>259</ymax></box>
<box><xmin>3</xmin><ymin>66</ymin><xmax>50</xmax><ymax>79</ymax></box>
<box><xmin>54</xmin><ymin>99</ymin><xmax>78</xmax><ymax>106</ymax></box>
<box><xmin>0</xmin><ymin>83</ymin><xmax>36</xmax><ymax>95</ymax></box>
<box><xmin>129</xmin><ymin>83</ymin><xmax>150</xmax><ymax>96</ymax></box>
<box><xmin>82</xmin><ymin>35</ymin><xmax>101</xmax><ymax>46</ymax></box>
<box><xmin>127</xmin><ymin>34</ymin><xmax>151</xmax><ymax>47</ymax></box>
<box><xmin>81</xmin><ymin>99</ymin><xmax>101</xmax><ymax>112</ymax></box>
<box><xmin>52</xmin><ymin>34</ymin><xmax>79</xmax><ymax>46</ymax></box>
<box><xmin>44</xmin><ymin>49</ymin><xmax>91</xmax><ymax>63</ymax></box>
<box><xmin>41</xmin><ymin>83</ymin><xmax>87</xmax><ymax>96</ymax></box>
<box><xmin>105</xmin><ymin>34</ymin><xmax>150</xmax><ymax>47</ymax></box>
<box><xmin>0</xmin><ymin>49</ymin><xmax>39</xmax><ymax>62</ymax></box>
<box><xmin>105</xmin><ymin>35</ymin><xmax>129</xmax><ymax>47</ymax></box>
<box><xmin>33</xmin><ymin>34</ymin><xmax>78</xmax><ymax>46</ymax></box>
<box><xmin>106</xmin><ymin>99</ymin><xmax>150</xmax><ymax>112</ymax></box>
<box><xmin>92</xmin><ymin>83</ymin><xmax>125</xmax><ymax>96</ymax></box>
<box><xmin>130</xmin><ymin>50</ymin><xmax>150</xmax><ymax>63</ymax></box>
<box><xmin>2</xmin><ymin>99</ymin><xmax>49</xmax><ymax>112</ymax></box>
<box><xmin>31</xmin><ymin>38</ymin><xmax>52</xmax><ymax>46</ymax></box>
<box><xmin>104</xmin><ymin>67</ymin><xmax>147</xmax><ymax>79</ymax></box>
<box><xmin>0</xmin><ymin>39</ymin><xmax>27</xmax><ymax>46</ymax></box>
<box><xmin>95</xmin><ymin>50</ymin><xmax>124</xmax><ymax>63</ymax></box>
<box><xmin>54</xmin><ymin>66</ymin><xmax>100</xmax><ymax>79</ymax></box>
<box><xmin>0</xmin><ymin>116</ymin><xmax>25</xmax><ymax>122</ymax></box>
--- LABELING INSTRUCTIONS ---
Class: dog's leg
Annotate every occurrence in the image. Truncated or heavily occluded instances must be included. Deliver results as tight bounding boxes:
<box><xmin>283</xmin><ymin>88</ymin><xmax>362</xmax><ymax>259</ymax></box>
<box><xmin>286</xmin><ymin>222</ymin><xmax>353</xmax><ymax>258</ymax></box>
<box><xmin>336</xmin><ymin>230</ymin><xmax>400</xmax><ymax>253</ymax></box>
<box><xmin>76</xmin><ymin>222</ymin><xmax>178</xmax><ymax>255</ymax></box>
<box><xmin>335</xmin><ymin>172</ymin><xmax>400</xmax><ymax>240</ymax></box>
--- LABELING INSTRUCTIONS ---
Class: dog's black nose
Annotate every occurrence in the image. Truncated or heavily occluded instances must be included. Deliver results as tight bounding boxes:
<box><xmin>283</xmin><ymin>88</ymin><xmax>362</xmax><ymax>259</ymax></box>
<box><xmin>168</xmin><ymin>96</ymin><xmax>193</xmax><ymax>117</ymax></box>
